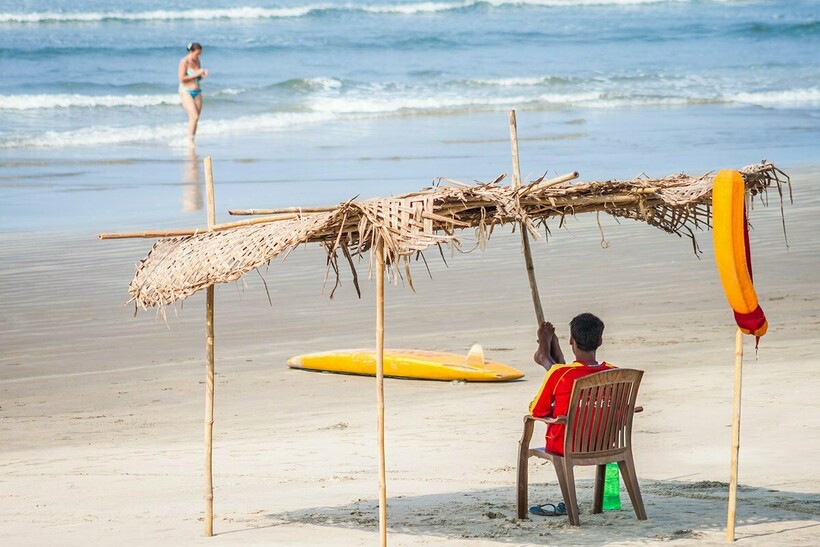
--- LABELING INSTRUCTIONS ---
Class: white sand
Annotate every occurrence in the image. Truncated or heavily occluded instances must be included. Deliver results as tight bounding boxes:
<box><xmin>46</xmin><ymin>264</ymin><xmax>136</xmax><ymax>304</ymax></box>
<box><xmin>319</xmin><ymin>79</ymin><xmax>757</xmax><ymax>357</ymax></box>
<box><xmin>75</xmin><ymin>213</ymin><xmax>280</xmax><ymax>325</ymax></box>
<box><xmin>1</xmin><ymin>168</ymin><xmax>819</xmax><ymax>546</ymax></box>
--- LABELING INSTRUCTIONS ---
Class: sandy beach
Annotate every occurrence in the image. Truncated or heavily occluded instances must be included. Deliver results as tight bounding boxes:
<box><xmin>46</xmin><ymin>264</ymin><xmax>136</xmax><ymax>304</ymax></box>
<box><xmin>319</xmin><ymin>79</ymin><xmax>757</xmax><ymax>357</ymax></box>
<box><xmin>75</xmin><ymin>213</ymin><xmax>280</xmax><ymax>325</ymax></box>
<box><xmin>3</xmin><ymin>1</ymin><xmax>819</xmax><ymax>543</ymax></box>
<box><xmin>2</xmin><ymin>153</ymin><xmax>819</xmax><ymax>545</ymax></box>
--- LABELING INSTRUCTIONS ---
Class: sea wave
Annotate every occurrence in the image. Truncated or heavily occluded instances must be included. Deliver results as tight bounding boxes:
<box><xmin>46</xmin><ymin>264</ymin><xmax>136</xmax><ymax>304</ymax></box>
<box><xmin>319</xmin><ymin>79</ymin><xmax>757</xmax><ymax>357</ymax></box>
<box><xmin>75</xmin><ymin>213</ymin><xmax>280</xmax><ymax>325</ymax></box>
<box><xmin>0</xmin><ymin>7</ymin><xmax>315</xmax><ymax>24</ymax></box>
<box><xmin>0</xmin><ymin>1</ymin><xmax>696</xmax><ymax>24</ymax></box>
<box><xmin>0</xmin><ymin>88</ymin><xmax>253</xmax><ymax>110</ymax></box>
<box><xmin>276</xmin><ymin>77</ymin><xmax>344</xmax><ymax>92</ymax></box>
<box><xmin>0</xmin><ymin>123</ymin><xmax>182</xmax><ymax>149</ymax></box>
<box><xmin>729</xmin><ymin>88</ymin><xmax>820</xmax><ymax>107</ymax></box>
<box><xmin>313</xmin><ymin>90</ymin><xmax>738</xmax><ymax>115</ymax></box>
<box><xmin>467</xmin><ymin>76</ymin><xmax>575</xmax><ymax>87</ymax></box>
<box><xmin>0</xmin><ymin>111</ymin><xmax>337</xmax><ymax>149</ymax></box>
<box><xmin>0</xmin><ymin>93</ymin><xmax>180</xmax><ymax>110</ymax></box>
<box><xmin>4</xmin><ymin>84</ymin><xmax>814</xmax><ymax>149</ymax></box>
<box><xmin>743</xmin><ymin>20</ymin><xmax>820</xmax><ymax>36</ymax></box>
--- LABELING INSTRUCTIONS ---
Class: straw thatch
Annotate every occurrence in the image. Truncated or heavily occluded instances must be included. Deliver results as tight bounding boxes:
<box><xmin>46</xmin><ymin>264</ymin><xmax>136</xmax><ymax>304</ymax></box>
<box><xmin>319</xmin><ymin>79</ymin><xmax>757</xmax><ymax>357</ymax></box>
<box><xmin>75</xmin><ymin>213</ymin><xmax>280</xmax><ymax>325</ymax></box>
<box><xmin>128</xmin><ymin>161</ymin><xmax>789</xmax><ymax>312</ymax></box>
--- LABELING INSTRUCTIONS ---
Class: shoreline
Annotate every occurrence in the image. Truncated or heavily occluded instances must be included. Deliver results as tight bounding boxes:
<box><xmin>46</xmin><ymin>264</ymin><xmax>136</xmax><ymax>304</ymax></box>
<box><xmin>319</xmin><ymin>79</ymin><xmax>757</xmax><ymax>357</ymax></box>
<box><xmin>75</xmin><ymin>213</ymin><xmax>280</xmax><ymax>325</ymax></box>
<box><xmin>3</xmin><ymin>105</ymin><xmax>817</xmax><ymax>234</ymax></box>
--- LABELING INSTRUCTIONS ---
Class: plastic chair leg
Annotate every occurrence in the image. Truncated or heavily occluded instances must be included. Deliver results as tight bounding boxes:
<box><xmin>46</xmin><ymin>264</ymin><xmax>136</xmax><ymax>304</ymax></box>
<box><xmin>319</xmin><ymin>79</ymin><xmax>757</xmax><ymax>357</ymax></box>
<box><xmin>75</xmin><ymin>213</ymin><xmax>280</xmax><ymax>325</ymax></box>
<box><xmin>561</xmin><ymin>460</ymin><xmax>581</xmax><ymax>526</ymax></box>
<box><xmin>516</xmin><ymin>444</ymin><xmax>529</xmax><ymax>519</ymax></box>
<box><xmin>593</xmin><ymin>463</ymin><xmax>606</xmax><ymax>514</ymax></box>
<box><xmin>618</xmin><ymin>455</ymin><xmax>647</xmax><ymax>520</ymax></box>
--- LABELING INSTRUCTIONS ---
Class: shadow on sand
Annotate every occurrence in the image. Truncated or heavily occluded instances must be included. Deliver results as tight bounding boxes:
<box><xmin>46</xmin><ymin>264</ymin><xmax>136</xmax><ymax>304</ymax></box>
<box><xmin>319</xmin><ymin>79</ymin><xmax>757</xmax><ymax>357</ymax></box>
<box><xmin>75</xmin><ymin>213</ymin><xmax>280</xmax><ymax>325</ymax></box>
<box><xmin>247</xmin><ymin>479</ymin><xmax>820</xmax><ymax>543</ymax></box>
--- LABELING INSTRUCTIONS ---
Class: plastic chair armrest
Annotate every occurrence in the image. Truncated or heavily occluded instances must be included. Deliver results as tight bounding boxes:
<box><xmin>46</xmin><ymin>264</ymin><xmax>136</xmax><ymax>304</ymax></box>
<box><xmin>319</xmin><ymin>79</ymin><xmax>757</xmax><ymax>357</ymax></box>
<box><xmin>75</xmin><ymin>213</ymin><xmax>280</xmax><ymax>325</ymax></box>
<box><xmin>524</xmin><ymin>414</ymin><xmax>567</xmax><ymax>425</ymax></box>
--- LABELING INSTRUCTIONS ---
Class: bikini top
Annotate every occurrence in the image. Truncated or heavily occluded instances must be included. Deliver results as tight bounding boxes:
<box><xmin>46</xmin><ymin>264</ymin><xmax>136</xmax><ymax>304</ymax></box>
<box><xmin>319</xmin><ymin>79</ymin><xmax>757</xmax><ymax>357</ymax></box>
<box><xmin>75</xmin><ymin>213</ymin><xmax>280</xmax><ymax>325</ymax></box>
<box><xmin>186</xmin><ymin>67</ymin><xmax>201</xmax><ymax>85</ymax></box>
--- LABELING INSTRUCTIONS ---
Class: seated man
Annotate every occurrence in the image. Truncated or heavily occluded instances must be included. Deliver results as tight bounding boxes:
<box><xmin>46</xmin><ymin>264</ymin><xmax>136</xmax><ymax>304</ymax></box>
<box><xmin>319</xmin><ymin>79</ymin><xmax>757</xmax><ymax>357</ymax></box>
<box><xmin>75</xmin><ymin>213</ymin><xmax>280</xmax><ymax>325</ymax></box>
<box><xmin>529</xmin><ymin>313</ymin><xmax>616</xmax><ymax>456</ymax></box>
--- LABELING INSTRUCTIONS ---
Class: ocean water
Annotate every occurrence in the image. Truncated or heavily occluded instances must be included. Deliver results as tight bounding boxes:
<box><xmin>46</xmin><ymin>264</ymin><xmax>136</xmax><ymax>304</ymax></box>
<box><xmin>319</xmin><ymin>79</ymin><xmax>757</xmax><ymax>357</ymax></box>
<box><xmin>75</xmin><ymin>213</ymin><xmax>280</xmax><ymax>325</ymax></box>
<box><xmin>0</xmin><ymin>1</ymin><xmax>819</xmax><ymax>384</ymax></box>
<box><xmin>0</xmin><ymin>0</ymin><xmax>818</xmax><ymax>232</ymax></box>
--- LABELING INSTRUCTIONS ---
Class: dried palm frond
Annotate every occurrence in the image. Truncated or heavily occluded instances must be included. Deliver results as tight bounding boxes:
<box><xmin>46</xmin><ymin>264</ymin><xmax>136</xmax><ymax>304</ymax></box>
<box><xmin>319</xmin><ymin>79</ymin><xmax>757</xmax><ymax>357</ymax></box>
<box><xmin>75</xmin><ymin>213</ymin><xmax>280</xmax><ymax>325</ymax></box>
<box><xmin>128</xmin><ymin>161</ymin><xmax>789</xmax><ymax>312</ymax></box>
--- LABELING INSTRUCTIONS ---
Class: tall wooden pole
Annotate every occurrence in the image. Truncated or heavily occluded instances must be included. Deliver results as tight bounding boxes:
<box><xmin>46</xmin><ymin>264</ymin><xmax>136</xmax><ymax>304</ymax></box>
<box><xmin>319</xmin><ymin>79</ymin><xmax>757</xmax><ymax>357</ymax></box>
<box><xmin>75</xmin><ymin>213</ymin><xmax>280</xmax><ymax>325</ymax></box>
<box><xmin>726</xmin><ymin>327</ymin><xmax>743</xmax><ymax>541</ymax></box>
<box><xmin>509</xmin><ymin>110</ymin><xmax>545</xmax><ymax>325</ymax></box>
<box><xmin>375</xmin><ymin>238</ymin><xmax>387</xmax><ymax>546</ymax></box>
<box><xmin>204</xmin><ymin>156</ymin><xmax>216</xmax><ymax>537</ymax></box>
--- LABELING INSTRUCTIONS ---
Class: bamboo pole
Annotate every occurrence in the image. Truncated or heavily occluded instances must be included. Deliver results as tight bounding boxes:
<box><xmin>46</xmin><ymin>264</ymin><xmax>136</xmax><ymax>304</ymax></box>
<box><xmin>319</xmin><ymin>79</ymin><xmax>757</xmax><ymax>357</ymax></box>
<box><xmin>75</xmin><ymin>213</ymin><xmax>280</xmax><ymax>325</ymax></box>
<box><xmin>204</xmin><ymin>156</ymin><xmax>216</xmax><ymax>537</ymax></box>
<box><xmin>375</xmin><ymin>238</ymin><xmax>387</xmax><ymax>547</ymax></box>
<box><xmin>98</xmin><ymin>208</ymin><xmax>464</xmax><ymax>240</ymax></box>
<box><xmin>227</xmin><ymin>173</ymin><xmax>583</xmax><ymax>218</ymax></box>
<box><xmin>99</xmin><ymin>192</ymin><xmax>676</xmax><ymax>249</ymax></box>
<box><xmin>509</xmin><ymin>110</ymin><xmax>544</xmax><ymax>325</ymax></box>
<box><xmin>99</xmin><ymin>191</ymin><xmax>661</xmax><ymax>241</ymax></box>
<box><xmin>205</xmin><ymin>158</ymin><xmax>216</xmax><ymax>228</ymax></box>
<box><xmin>228</xmin><ymin>206</ymin><xmax>334</xmax><ymax>216</ymax></box>
<box><xmin>726</xmin><ymin>327</ymin><xmax>743</xmax><ymax>542</ymax></box>
<box><xmin>99</xmin><ymin>183</ymin><xmax>665</xmax><ymax>241</ymax></box>
<box><xmin>98</xmin><ymin>228</ymin><xmax>207</xmax><ymax>239</ymax></box>
<box><xmin>98</xmin><ymin>213</ymin><xmax>308</xmax><ymax>240</ymax></box>
<box><xmin>436</xmin><ymin>192</ymin><xmax>660</xmax><ymax>215</ymax></box>
<box><xmin>519</xmin><ymin>171</ymin><xmax>580</xmax><ymax>195</ymax></box>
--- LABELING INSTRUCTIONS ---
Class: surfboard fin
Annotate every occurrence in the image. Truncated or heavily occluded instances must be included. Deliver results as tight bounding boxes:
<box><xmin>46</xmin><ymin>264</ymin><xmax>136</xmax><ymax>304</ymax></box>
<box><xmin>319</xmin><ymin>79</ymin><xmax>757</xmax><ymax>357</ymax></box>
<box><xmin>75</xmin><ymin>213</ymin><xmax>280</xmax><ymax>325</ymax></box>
<box><xmin>466</xmin><ymin>343</ymin><xmax>485</xmax><ymax>364</ymax></box>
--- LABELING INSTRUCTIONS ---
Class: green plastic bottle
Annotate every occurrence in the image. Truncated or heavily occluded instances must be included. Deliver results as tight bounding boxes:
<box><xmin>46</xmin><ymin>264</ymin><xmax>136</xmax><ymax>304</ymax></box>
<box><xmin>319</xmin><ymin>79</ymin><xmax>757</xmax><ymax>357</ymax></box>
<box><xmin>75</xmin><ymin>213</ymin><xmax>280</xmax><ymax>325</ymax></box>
<box><xmin>603</xmin><ymin>462</ymin><xmax>621</xmax><ymax>510</ymax></box>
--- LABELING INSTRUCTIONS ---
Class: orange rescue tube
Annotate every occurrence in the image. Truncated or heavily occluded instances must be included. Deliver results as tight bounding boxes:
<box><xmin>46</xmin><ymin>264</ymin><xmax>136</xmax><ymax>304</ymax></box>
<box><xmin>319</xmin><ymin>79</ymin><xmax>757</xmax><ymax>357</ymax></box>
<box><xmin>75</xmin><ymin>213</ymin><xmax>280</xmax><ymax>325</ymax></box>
<box><xmin>712</xmin><ymin>170</ymin><xmax>767</xmax><ymax>338</ymax></box>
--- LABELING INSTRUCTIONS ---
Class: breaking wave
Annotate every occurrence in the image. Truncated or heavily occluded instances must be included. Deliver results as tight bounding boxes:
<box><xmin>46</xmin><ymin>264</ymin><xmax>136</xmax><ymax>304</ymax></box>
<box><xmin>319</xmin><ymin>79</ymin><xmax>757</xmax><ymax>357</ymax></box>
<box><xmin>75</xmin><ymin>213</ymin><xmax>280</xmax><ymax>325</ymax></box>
<box><xmin>0</xmin><ymin>93</ymin><xmax>180</xmax><ymax>110</ymax></box>
<box><xmin>0</xmin><ymin>111</ymin><xmax>337</xmax><ymax>149</ymax></box>
<box><xmin>0</xmin><ymin>1</ymin><xmax>698</xmax><ymax>24</ymax></box>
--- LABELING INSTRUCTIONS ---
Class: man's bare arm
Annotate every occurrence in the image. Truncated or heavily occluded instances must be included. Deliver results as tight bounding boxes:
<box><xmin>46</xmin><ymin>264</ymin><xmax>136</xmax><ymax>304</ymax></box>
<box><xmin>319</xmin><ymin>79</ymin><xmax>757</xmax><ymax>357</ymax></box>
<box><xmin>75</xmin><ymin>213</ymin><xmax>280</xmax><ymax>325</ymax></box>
<box><xmin>534</xmin><ymin>321</ymin><xmax>565</xmax><ymax>369</ymax></box>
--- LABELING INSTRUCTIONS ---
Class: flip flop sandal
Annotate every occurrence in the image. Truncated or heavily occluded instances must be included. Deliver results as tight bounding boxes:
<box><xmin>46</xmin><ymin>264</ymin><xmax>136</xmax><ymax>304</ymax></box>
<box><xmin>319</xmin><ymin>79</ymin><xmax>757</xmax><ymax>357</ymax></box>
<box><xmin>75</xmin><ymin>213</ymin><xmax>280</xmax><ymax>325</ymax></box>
<box><xmin>529</xmin><ymin>502</ymin><xmax>567</xmax><ymax>516</ymax></box>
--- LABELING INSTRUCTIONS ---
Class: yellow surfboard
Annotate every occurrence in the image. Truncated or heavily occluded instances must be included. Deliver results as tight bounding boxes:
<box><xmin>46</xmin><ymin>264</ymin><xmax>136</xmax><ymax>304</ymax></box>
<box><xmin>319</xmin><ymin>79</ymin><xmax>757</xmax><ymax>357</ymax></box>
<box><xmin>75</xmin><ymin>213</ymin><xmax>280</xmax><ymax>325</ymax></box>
<box><xmin>287</xmin><ymin>344</ymin><xmax>524</xmax><ymax>382</ymax></box>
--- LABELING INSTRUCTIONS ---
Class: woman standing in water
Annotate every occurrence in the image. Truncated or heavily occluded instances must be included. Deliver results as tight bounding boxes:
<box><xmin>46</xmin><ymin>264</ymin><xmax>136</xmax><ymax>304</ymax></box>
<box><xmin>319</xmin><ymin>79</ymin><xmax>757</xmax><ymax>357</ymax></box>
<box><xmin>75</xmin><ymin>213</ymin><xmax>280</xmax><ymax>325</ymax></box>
<box><xmin>178</xmin><ymin>42</ymin><xmax>208</xmax><ymax>143</ymax></box>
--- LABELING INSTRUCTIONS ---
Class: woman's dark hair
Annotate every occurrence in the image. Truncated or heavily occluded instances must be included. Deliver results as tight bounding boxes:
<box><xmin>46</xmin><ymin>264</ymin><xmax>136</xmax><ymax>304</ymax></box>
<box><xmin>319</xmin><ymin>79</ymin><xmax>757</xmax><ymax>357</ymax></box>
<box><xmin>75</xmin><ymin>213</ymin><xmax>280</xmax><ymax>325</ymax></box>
<box><xmin>570</xmin><ymin>313</ymin><xmax>605</xmax><ymax>352</ymax></box>
<box><xmin>187</xmin><ymin>42</ymin><xmax>203</xmax><ymax>52</ymax></box>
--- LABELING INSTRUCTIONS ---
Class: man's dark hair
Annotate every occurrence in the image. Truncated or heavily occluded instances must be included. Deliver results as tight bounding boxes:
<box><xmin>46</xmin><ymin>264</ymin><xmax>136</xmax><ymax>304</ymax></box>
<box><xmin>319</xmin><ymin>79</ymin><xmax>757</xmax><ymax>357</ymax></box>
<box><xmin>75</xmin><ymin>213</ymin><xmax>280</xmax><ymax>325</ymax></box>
<box><xmin>570</xmin><ymin>313</ymin><xmax>605</xmax><ymax>352</ymax></box>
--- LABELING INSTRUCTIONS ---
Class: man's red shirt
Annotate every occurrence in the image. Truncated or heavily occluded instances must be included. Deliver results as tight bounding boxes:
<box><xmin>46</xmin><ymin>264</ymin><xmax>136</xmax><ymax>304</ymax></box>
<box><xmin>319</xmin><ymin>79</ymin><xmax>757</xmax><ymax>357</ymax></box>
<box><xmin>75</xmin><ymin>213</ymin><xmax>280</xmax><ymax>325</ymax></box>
<box><xmin>529</xmin><ymin>361</ymin><xmax>616</xmax><ymax>455</ymax></box>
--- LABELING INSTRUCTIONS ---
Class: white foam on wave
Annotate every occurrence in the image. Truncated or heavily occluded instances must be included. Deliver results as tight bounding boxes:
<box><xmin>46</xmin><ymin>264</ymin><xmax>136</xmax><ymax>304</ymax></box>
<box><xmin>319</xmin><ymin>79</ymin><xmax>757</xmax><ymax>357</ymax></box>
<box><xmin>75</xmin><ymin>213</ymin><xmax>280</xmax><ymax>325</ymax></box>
<box><xmin>586</xmin><ymin>96</ymin><xmax>699</xmax><ymax>108</ymax></box>
<box><xmin>303</xmin><ymin>77</ymin><xmax>343</xmax><ymax>90</ymax></box>
<box><xmin>0</xmin><ymin>88</ymin><xmax>253</xmax><ymax>110</ymax></box>
<box><xmin>0</xmin><ymin>6</ymin><xmax>317</xmax><ymax>23</ymax></box>
<box><xmin>0</xmin><ymin>1</ymin><xmax>694</xmax><ymax>23</ymax></box>
<box><xmin>306</xmin><ymin>87</ymin><xmax>736</xmax><ymax>115</ymax></box>
<box><xmin>362</xmin><ymin>1</ymin><xmax>471</xmax><ymax>15</ymax></box>
<box><xmin>283</xmin><ymin>77</ymin><xmax>345</xmax><ymax>92</ymax></box>
<box><xmin>0</xmin><ymin>111</ymin><xmax>337</xmax><ymax>149</ymax></box>
<box><xmin>0</xmin><ymin>93</ymin><xmax>180</xmax><ymax>110</ymax></box>
<box><xmin>479</xmin><ymin>0</ymin><xmax>680</xmax><ymax>7</ymax></box>
<box><xmin>309</xmin><ymin>91</ymin><xmax>603</xmax><ymax>114</ymax></box>
<box><xmin>729</xmin><ymin>88</ymin><xmax>820</xmax><ymax>106</ymax></box>
<box><xmin>468</xmin><ymin>76</ymin><xmax>557</xmax><ymax>87</ymax></box>
<box><xmin>0</xmin><ymin>124</ymin><xmax>181</xmax><ymax>149</ymax></box>
<box><xmin>352</xmin><ymin>0</ymin><xmax>686</xmax><ymax>15</ymax></box>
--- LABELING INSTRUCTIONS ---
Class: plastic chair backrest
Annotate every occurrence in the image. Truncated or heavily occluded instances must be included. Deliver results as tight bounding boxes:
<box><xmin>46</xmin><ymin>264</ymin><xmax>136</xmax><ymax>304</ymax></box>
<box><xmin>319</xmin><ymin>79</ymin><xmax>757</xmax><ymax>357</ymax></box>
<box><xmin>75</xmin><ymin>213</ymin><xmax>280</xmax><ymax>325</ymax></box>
<box><xmin>563</xmin><ymin>368</ymin><xmax>643</xmax><ymax>457</ymax></box>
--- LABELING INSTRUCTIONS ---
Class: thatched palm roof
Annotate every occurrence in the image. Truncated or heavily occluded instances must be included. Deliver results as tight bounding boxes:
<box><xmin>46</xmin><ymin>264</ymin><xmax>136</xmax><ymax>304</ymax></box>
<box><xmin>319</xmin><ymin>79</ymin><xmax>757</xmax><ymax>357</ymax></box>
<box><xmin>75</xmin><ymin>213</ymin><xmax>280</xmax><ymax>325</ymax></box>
<box><xmin>128</xmin><ymin>161</ymin><xmax>789</xmax><ymax>311</ymax></box>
